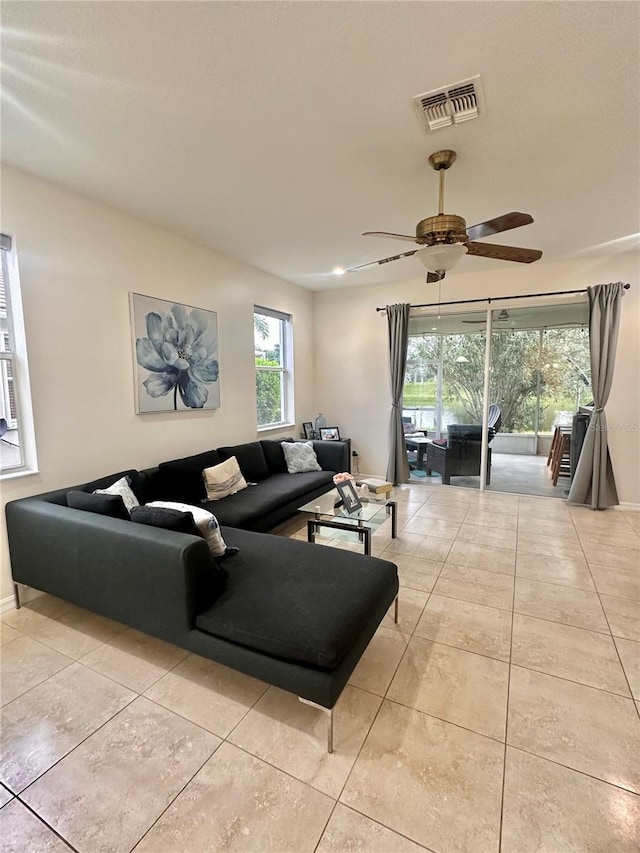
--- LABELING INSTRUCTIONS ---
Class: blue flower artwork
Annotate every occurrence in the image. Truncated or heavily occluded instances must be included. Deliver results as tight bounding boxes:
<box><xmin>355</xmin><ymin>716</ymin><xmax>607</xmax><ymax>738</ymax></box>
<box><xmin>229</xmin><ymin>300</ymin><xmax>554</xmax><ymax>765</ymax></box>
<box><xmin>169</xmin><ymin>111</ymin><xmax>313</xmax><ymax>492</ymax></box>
<box><xmin>130</xmin><ymin>293</ymin><xmax>220</xmax><ymax>413</ymax></box>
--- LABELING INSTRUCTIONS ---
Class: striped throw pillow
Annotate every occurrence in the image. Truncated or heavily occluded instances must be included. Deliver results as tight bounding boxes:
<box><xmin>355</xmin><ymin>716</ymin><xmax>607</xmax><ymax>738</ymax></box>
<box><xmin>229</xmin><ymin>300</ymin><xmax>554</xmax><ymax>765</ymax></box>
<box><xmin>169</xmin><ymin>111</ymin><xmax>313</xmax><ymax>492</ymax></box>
<box><xmin>203</xmin><ymin>456</ymin><xmax>248</xmax><ymax>500</ymax></box>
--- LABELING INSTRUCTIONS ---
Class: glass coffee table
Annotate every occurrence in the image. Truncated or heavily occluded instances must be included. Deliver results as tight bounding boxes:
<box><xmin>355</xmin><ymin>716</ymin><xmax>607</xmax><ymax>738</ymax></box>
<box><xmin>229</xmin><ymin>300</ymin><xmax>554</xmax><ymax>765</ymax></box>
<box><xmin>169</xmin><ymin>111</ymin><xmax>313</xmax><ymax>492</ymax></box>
<box><xmin>298</xmin><ymin>489</ymin><xmax>397</xmax><ymax>556</ymax></box>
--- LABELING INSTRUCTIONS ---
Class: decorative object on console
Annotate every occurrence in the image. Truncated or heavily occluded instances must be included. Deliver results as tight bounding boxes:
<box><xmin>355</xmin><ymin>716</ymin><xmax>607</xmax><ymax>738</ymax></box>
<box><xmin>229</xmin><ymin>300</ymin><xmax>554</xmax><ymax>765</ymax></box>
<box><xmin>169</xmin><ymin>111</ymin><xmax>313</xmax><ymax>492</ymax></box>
<box><xmin>335</xmin><ymin>479</ymin><xmax>363</xmax><ymax>513</ymax></box>
<box><xmin>320</xmin><ymin>427</ymin><xmax>341</xmax><ymax>440</ymax></box>
<box><xmin>302</xmin><ymin>422</ymin><xmax>315</xmax><ymax>440</ymax></box>
<box><xmin>281</xmin><ymin>441</ymin><xmax>322</xmax><ymax>474</ymax></box>
<box><xmin>314</xmin><ymin>413</ymin><xmax>327</xmax><ymax>433</ymax></box>
<box><xmin>203</xmin><ymin>457</ymin><xmax>248</xmax><ymax>500</ymax></box>
<box><xmin>130</xmin><ymin>292</ymin><xmax>220</xmax><ymax>413</ymax></box>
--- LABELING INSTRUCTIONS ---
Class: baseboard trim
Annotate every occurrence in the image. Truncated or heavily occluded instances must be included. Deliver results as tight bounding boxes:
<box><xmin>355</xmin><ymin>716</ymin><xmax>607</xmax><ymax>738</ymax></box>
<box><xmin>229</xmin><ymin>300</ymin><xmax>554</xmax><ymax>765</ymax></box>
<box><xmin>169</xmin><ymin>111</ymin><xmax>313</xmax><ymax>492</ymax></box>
<box><xmin>1</xmin><ymin>593</ymin><xmax>17</xmax><ymax>614</ymax></box>
<box><xmin>617</xmin><ymin>502</ymin><xmax>640</xmax><ymax>512</ymax></box>
<box><xmin>1</xmin><ymin>585</ymin><xmax>41</xmax><ymax>613</ymax></box>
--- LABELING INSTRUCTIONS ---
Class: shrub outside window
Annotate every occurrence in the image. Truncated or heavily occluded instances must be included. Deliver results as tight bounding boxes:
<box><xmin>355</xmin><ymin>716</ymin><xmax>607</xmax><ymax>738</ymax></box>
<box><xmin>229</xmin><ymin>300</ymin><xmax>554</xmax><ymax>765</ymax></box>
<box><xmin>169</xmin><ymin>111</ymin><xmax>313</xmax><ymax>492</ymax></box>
<box><xmin>254</xmin><ymin>307</ymin><xmax>293</xmax><ymax>429</ymax></box>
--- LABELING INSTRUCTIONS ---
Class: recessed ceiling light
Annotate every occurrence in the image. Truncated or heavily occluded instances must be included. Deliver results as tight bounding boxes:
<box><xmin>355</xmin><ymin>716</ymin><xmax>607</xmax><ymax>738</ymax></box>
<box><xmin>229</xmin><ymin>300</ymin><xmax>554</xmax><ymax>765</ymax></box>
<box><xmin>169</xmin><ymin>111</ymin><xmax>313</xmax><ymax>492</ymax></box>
<box><xmin>332</xmin><ymin>267</ymin><xmax>345</xmax><ymax>276</ymax></box>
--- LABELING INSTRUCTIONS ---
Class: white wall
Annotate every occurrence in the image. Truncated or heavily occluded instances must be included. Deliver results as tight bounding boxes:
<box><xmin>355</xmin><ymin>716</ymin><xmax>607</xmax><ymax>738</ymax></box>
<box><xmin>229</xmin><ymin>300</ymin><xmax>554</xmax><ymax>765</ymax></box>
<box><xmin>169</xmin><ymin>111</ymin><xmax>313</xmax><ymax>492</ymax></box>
<box><xmin>314</xmin><ymin>252</ymin><xmax>640</xmax><ymax>504</ymax></box>
<box><xmin>0</xmin><ymin>167</ymin><xmax>315</xmax><ymax>600</ymax></box>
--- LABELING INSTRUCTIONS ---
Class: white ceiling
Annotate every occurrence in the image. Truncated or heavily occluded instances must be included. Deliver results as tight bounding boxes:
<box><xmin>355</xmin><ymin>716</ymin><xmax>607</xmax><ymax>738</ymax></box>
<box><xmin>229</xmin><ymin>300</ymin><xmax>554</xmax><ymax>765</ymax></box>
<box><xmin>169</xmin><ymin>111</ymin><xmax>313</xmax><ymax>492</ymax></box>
<box><xmin>2</xmin><ymin>1</ymin><xmax>639</xmax><ymax>290</ymax></box>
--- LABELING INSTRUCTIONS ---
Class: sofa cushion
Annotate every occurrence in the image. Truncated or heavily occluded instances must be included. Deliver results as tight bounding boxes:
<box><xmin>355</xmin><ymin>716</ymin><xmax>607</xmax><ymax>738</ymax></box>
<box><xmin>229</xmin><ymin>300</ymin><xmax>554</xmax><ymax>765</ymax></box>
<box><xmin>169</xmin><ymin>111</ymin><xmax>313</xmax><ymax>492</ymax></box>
<box><xmin>130</xmin><ymin>505</ymin><xmax>201</xmax><ymax>536</ymax></box>
<box><xmin>217</xmin><ymin>442</ymin><xmax>269</xmax><ymax>482</ymax></box>
<box><xmin>146</xmin><ymin>501</ymin><xmax>229</xmax><ymax>561</ymax></box>
<box><xmin>66</xmin><ymin>490</ymin><xmax>130</xmax><ymax>520</ymax></box>
<box><xmin>203</xmin><ymin>457</ymin><xmax>248</xmax><ymax>500</ymax></box>
<box><xmin>196</xmin><ymin>531</ymin><xmax>398</xmax><ymax>670</ymax></box>
<box><xmin>259</xmin><ymin>438</ymin><xmax>294</xmax><ymax>475</ymax></box>
<box><xmin>281</xmin><ymin>441</ymin><xmax>321</xmax><ymax>474</ymax></box>
<box><xmin>158</xmin><ymin>450</ymin><xmax>221</xmax><ymax>503</ymax></box>
<box><xmin>201</xmin><ymin>471</ymin><xmax>333</xmax><ymax>528</ymax></box>
<box><xmin>94</xmin><ymin>476</ymin><xmax>140</xmax><ymax>513</ymax></box>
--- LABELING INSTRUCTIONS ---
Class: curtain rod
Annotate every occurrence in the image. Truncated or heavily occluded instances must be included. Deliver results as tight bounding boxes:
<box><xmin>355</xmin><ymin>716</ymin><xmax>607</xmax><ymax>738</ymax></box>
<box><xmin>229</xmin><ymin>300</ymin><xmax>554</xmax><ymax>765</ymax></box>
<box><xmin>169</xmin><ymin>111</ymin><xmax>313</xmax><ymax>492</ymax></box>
<box><xmin>375</xmin><ymin>283</ymin><xmax>631</xmax><ymax>313</ymax></box>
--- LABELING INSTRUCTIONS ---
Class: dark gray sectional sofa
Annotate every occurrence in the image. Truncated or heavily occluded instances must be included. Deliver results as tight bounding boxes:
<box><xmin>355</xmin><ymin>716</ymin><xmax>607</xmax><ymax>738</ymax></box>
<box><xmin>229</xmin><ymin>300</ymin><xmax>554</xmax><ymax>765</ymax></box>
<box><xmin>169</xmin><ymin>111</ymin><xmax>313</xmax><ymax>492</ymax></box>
<box><xmin>5</xmin><ymin>438</ymin><xmax>398</xmax><ymax>751</ymax></box>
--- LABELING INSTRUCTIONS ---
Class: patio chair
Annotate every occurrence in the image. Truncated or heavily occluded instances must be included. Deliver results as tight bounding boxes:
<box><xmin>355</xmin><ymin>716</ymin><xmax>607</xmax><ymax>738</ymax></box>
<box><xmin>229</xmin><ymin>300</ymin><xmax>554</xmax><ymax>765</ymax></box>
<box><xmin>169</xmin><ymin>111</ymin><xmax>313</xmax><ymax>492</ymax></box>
<box><xmin>424</xmin><ymin>404</ymin><xmax>502</xmax><ymax>485</ymax></box>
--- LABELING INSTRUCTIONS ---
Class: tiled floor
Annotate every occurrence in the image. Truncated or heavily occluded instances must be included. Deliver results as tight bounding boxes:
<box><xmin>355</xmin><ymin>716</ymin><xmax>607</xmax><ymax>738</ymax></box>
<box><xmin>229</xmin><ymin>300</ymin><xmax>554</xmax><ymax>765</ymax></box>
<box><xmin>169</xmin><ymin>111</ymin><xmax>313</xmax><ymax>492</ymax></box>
<box><xmin>1</xmin><ymin>482</ymin><xmax>639</xmax><ymax>852</ymax></box>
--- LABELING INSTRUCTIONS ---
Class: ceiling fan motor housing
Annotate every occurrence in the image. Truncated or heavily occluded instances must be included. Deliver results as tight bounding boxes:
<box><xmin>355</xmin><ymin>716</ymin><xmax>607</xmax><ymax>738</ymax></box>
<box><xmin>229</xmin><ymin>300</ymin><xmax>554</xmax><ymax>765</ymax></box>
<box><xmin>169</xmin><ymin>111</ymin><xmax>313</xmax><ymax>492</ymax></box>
<box><xmin>416</xmin><ymin>214</ymin><xmax>467</xmax><ymax>245</ymax></box>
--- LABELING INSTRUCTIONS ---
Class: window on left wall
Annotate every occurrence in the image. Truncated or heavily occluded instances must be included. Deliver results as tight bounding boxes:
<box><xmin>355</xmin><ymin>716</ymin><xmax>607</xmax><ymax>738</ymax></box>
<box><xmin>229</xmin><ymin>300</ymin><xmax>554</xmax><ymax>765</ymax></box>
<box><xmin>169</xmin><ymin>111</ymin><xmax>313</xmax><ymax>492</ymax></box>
<box><xmin>1</xmin><ymin>234</ymin><xmax>37</xmax><ymax>477</ymax></box>
<box><xmin>254</xmin><ymin>306</ymin><xmax>294</xmax><ymax>429</ymax></box>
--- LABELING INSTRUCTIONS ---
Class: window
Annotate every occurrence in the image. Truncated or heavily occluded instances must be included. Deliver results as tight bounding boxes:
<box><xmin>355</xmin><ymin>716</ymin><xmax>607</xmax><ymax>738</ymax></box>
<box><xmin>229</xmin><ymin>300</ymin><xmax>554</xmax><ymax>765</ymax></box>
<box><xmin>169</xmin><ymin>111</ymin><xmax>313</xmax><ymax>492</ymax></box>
<box><xmin>1</xmin><ymin>234</ymin><xmax>37</xmax><ymax>476</ymax></box>
<box><xmin>254</xmin><ymin>306</ymin><xmax>293</xmax><ymax>429</ymax></box>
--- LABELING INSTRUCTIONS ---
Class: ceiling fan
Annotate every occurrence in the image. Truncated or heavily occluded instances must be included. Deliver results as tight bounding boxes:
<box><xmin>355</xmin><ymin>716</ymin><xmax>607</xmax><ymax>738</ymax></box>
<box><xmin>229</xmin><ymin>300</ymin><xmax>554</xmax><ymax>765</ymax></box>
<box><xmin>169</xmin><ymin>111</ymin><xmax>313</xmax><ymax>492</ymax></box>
<box><xmin>462</xmin><ymin>309</ymin><xmax>510</xmax><ymax>324</ymax></box>
<box><xmin>345</xmin><ymin>150</ymin><xmax>543</xmax><ymax>283</ymax></box>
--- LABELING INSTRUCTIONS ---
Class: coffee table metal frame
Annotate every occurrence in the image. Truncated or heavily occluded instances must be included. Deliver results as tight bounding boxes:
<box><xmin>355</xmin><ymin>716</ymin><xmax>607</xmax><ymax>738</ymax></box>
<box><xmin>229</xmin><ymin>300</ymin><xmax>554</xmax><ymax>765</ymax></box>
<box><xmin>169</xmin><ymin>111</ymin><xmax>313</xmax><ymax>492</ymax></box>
<box><xmin>302</xmin><ymin>492</ymin><xmax>397</xmax><ymax>556</ymax></box>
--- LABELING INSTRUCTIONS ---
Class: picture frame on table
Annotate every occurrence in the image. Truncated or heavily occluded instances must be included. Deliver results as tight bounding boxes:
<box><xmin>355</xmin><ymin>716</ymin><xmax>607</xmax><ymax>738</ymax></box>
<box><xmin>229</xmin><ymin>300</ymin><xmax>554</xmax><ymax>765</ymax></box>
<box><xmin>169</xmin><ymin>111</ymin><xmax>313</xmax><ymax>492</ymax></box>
<box><xmin>335</xmin><ymin>479</ymin><xmax>362</xmax><ymax>514</ymax></box>
<box><xmin>302</xmin><ymin>422</ymin><xmax>315</xmax><ymax>440</ymax></box>
<box><xmin>319</xmin><ymin>426</ymin><xmax>340</xmax><ymax>441</ymax></box>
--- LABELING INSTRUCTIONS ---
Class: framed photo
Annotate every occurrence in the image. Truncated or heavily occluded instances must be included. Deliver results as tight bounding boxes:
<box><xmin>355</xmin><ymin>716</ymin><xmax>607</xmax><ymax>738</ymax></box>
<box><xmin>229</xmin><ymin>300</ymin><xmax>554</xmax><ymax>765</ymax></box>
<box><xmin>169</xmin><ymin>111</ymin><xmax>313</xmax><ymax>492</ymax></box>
<box><xmin>302</xmin><ymin>422</ymin><xmax>315</xmax><ymax>440</ymax></box>
<box><xmin>130</xmin><ymin>293</ymin><xmax>220</xmax><ymax>414</ymax></box>
<box><xmin>336</xmin><ymin>479</ymin><xmax>362</xmax><ymax>513</ymax></box>
<box><xmin>320</xmin><ymin>426</ymin><xmax>340</xmax><ymax>441</ymax></box>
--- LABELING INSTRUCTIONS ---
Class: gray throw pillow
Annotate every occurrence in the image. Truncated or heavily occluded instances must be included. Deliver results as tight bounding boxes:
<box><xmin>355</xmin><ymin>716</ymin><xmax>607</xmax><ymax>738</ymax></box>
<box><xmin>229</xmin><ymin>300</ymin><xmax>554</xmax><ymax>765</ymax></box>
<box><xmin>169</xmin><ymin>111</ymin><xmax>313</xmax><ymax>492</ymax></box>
<box><xmin>281</xmin><ymin>441</ymin><xmax>322</xmax><ymax>474</ymax></box>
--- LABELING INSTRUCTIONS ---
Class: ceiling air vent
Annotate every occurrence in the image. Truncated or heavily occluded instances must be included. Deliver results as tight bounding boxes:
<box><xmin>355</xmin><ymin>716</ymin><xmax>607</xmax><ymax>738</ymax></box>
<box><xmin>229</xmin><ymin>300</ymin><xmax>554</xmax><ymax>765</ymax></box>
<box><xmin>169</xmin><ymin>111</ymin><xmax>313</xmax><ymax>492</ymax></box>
<box><xmin>414</xmin><ymin>75</ymin><xmax>483</xmax><ymax>131</ymax></box>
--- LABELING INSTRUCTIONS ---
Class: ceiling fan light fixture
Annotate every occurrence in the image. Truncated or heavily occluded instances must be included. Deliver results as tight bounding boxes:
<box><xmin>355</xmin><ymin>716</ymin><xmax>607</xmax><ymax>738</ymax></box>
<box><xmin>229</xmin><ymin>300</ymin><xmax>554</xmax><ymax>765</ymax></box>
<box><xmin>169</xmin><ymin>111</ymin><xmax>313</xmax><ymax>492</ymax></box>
<box><xmin>416</xmin><ymin>243</ymin><xmax>468</xmax><ymax>273</ymax></box>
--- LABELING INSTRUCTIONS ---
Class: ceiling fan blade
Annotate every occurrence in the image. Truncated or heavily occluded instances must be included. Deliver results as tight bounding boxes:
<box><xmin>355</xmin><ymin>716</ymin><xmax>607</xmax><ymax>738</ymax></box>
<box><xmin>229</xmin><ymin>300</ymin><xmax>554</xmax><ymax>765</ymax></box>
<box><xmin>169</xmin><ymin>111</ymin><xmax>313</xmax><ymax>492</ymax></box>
<box><xmin>346</xmin><ymin>249</ymin><xmax>418</xmax><ymax>272</ymax></box>
<box><xmin>426</xmin><ymin>271</ymin><xmax>445</xmax><ymax>283</ymax></box>
<box><xmin>466</xmin><ymin>212</ymin><xmax>534</xmax><ymax>242</ymax></box>
<box><xmin>466</xmin><ymin>242</ymin><xmax>543</xmax><ymax>263</ymax></box>
<box><xmin>362</xmin><ymin>231</ymin><xmax>417</xmax><ymax>243</ymax></box>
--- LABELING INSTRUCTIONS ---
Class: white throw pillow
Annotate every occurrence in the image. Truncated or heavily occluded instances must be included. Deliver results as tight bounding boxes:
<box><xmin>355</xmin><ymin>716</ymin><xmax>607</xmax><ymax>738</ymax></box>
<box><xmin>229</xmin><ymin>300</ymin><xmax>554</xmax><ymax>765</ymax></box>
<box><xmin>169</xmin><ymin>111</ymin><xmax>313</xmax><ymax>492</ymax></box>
<box><xmin>95</xmin><ymin>476</ymin><xmax>139</xmax><ymax>514</ymax></box>
<box><xmin>146</xmin><ymin>501</ymin><xmax>227</xmax><ymax>557</ymax></box>
<box><xmin>202</xmin><ymin>456</ymin><xmax>248</xmax><ymax>500</ymax></box>
<box><xmin>281</xmin><ymin>441</ymin><xmax>322</xmax><ymax>474</ymax></box>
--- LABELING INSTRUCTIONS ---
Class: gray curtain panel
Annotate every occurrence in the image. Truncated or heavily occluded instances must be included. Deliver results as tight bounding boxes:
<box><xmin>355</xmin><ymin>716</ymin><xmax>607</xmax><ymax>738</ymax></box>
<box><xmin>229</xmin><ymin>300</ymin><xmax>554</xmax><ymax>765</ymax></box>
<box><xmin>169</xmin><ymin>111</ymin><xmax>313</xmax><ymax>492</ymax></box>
<box><xmin>568</xmin><ymin>282</ymin><xmax>625</xmax><ymax>509</ymax></box>
<box><xmin>385</xmin><ymin>303</ymin><xmax>411</xmax><ymax>485</ymax></box>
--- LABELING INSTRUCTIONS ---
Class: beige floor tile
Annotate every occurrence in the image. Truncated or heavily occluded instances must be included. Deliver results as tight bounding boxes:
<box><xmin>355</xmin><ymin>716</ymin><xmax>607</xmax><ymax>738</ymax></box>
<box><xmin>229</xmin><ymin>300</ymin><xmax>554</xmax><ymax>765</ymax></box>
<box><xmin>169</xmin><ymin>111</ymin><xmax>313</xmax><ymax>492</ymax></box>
<box><xmin>316</xmin><ymin>804</ymin><xmax>428</xmax><ymax>853</ymax></box>
<box><xmin>622</xmin><ymin>511</ymin><xmax>640</xmax><ymax>533</ymax></box>
<box><xmin>519</xmin><ymin>499</ymin><xmax>572</xmax><ymax>520</ymax></box>
<box><xmin>446</xmin><ymin>540</ymin><xmax>516</xmax><ymax>575</ymax></box>
<box><xmin>401</xmin><ymin>514</ymin><xmax>461</xmax><ymax>539</ymax></box>
<box><xmin>22</xmin><ymin>697</ymin><xmax>219</xmax><ymax>853</ymax></box>
<box><xmin>229</xmin><ymin>685</ymin><xmax>381</xmax><ymax>798</ymax></box>
<box><xmin>379</xmin><ymin>532</ymin><xmax>424</xmax><ymax>557</ymax></box>
<box><xmin>515</xmin><ymin>551</ymin><xmax>594</xmax><ymax>591</ymax></box>
<box><xmin>340</xmin><ymin>700</ymin><xmax>503</xmax><ymax>853</ymax></box>
<box><xmin>0</xmin><ymin>663</ymin><xmax>134</xmax><ymax>792</ymax></box>
<box><xmin>501</xmin><ymin>747</ymin><xmax>640</xmax><ymax>853</ymax></box>
<box><xmin>388</xmin><ymin>637</ymin><xmax>509</xmax><ymax>740</ymax></box>
<box><xmin>135</xmin><ymin>740</ymin><xmax>333</xmax><ymax>853</ymax></box>
<box><xmin>587</xmin><ymin>543</ymin><xmax>640</xmax><ymax>571</ymax></box>
<box><xmin>394</xmin><ymin>556</ymin><xmax>443</xmax><ymax>593</ymax></box>
<box><xmin>475</xmin><ymin>493</ymin><xmax>520</xmax><ymax>515</ymax></box>
<box><xmin>82</xmin><ymin>627</ymin><xmax>189</xmax><ymax>693</ymax></box>
<box><xmin>414</xmin><ymin>502</ymin><xmax>469</xmax><ymax>523</ymax></box>
<box><xmin>144</xmin><ymin>653</ymin><xmax>268</xmax><ymax>737</ymax></box>
<box><xmin>382</xmin><ymin>586</ymin><xmax>428</xmax><ymax>634</ymax></box>
<box><xmin>590</xmin><ymin>563</ymin><xmax>640</xmax><ymax>601</ymax></box>
<box><xmin>1</xmin><ymin>600</ymin><xmax>119</xmax><ymax>661</ymax></box>
<box><xmin>410</xmin><ymin>534</ymin><xmax>455</xmax><ymax>563</ymax></box>
<box><xmin>0</xmin><ymin>636</ymin><xmax>71</xmax><ymax>707</ymax></box>
<box><xmin>514</xmin><ymin>577</ymin><xmax>609</xmax><ymax>632</ymax></box>
<box><xmin>457</xmin><ymin>523</ymin><xmax>518</xmax><ymax>551</ymax></box>
<box><xmin>415</xmin><ymin>594</ymin><xmax>512</xmax><ymax>661</ymax></box>
<box><xmin>464</xmin><ymin>509</ymin><xmax>517</xmax><ymax>530</ymax></box>
<box><xmin>578</xmin><ymin>529</ymin><xmax>640</xmax><ymax>550</ymax></box>
<box><xmin>348</xmin><ymin>626</ymin><xmax>410</xmax><ymax>695</ymax></box>
<box><xmin>600</xmin><ymin>594</ymin><xmax>640</xmax><ymax>641</ymax></box>
<box><xmin>511</xmin><ymin>614</ymin><xmax>630</xmax><ymax>696</ymax></box>
<box><xmin>508</xmin><ymin>666</ymin><xmax>640</xmax><ymax>794</ymax></box>
<box><xmin>615</xmin><ymin>637</ymin><xmax>640</xmax><ymax>700</ymax></box>
<box><xmin>0</xmin><ymin>798</ymin><xmax>70</xmax><ymax>853</ymax></box>
<box><xmin>0</xmin><ymin>622</ymin><xmax>21</xmax><ymax>647</ymax></box>
<box><xmin>0</xmin><ymin>784</ymin><xmax>13</xmax><ymax>807</ymax></box>
<box><xmin>433</xmin><ymin>564</ymin><xmax>514</xmax><ymax>610</ymax></box>
<box><xmin>516</xmin><ymin>532</ymin><xmax>585</xmax><ymax>561</ymax></box>
<box><xmin>517</xmin><ymin>516</ymin><xmax>579</xmax><ymax>541</ymax></box>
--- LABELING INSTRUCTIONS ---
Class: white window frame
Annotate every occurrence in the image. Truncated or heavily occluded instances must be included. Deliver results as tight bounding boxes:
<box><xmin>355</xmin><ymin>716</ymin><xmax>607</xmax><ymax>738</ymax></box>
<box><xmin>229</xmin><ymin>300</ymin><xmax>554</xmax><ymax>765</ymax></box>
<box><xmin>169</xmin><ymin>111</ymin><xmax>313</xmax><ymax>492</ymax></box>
<box><xmin>254</xmin><ymin>306</ymin><xmax>294</xmax><ymax>431</ymax></box>
<box><xmin>1</xmin><ymin>234</ymin><xmax>38</xmax><ymax>478</ymax></box>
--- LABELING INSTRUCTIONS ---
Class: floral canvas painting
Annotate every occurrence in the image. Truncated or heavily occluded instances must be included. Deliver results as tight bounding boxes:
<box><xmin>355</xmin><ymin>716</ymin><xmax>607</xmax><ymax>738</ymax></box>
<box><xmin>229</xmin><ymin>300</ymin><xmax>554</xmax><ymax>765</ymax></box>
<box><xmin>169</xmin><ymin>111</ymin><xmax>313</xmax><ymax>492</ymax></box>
<box><xmin>130</xmin><ymin>293</ymin><xmax>220</xmax><ymax>413</ymax></box>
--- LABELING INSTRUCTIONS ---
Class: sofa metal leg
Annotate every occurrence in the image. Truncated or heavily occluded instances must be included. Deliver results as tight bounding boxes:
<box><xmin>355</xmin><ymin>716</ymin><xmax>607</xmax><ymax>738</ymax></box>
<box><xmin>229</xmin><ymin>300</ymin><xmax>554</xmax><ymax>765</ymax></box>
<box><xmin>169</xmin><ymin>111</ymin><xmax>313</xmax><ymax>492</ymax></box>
<box><xmin>13</xmin><ymin>583</ymin><xmax>21</xmax><ymax>610</ymax></box>
<box><xmin>299</xmin><ymin>697</ymin><xmax>334</xmax><ymax>753</ymax></box>
<box><xmin>394</xmin><ymin>596</ymin><xmax>399</xmax><ymax>624</ymax></box>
